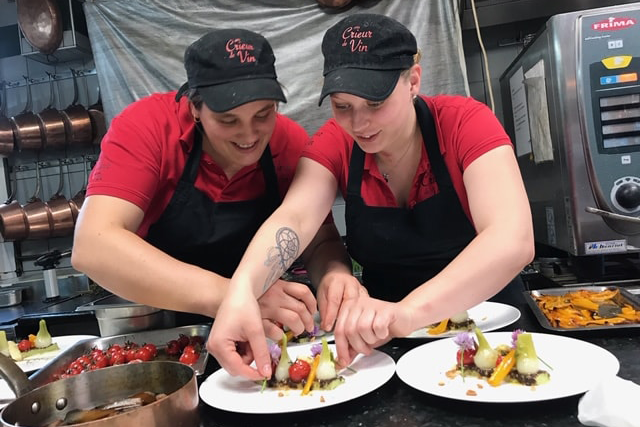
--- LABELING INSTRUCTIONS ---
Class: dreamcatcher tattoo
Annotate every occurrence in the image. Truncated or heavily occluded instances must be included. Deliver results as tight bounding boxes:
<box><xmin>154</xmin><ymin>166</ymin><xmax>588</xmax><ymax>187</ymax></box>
<box><xmin>263</xmin><ymin>227</ymin><xmax>300</xmax><ymax>291</ymax></box>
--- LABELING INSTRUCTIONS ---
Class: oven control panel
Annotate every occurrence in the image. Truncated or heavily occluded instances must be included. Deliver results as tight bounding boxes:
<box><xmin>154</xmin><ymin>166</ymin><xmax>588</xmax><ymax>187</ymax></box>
<box><xmin>581</xmin><ymin>10</ymin><xmax>640</xmax><ymax>217</ymax></box>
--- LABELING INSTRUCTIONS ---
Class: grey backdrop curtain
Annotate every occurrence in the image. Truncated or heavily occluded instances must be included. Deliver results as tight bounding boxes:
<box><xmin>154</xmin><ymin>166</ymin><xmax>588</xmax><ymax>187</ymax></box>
<box><xmin>82</xmin><ymin>0</ymin><xmax>469</xmax><ymax>134</ymax></box>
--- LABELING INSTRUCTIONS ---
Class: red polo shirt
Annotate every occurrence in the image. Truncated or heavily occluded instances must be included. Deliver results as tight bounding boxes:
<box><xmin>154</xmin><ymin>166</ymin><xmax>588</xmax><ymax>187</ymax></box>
<box><xmin>87</xmin><ymin>91</ymin><xmax>308</xmax><ymax>237</ymax></box>
<box><xmin>303</xmin><ymin>95</ymin><xmax>513</xmax><ymax>219</ymax></box>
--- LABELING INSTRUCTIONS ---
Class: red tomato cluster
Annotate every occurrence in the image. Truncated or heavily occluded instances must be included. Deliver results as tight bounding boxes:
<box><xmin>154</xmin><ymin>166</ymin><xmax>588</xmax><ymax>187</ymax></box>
<box><xmin>55</xmin><ymin>335</ymin><xmax>204</xmax><ymax>379</ymax></box>
<box><xmin>165</xmin><ymin>334</ymin><xmax>204</xmax><ymax>363</ymax></box>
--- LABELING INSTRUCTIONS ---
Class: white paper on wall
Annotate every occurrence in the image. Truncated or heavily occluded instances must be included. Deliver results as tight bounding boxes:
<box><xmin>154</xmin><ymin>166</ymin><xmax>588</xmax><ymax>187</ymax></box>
<box><xmin>524</xmin><ymin>59</ymin><xmax>554</xmax><ymax>164</ymax></box>
<box><xmin>508</xmin><ymin>67</ymin><xmax>532</xmax><ymax>157</ymax></box>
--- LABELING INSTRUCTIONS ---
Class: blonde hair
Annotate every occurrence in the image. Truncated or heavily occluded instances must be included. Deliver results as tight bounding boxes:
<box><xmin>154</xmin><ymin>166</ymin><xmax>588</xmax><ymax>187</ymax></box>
<box><xmin>400</xmin><ymin>49</ymin><xmax>422</xmax><ymax>79</ymax></box>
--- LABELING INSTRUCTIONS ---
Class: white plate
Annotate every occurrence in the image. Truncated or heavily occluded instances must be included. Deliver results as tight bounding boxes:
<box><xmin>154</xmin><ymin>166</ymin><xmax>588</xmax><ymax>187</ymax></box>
<box><xmin>0</xmin><ymin>335</ymin><xmax>98</xmax><ymax>407</ymax></box>
<box><xmin>396</xmin><ymin>332</ymin><xmax>619</xmax><ymax>403</ymax></box>
<box><xmin>0</xmin><ymin>380</ymin><xmax>13</xmax><ymax>409</ymax></box>
<box><xmin>199</xmin><ymin>344</ymin><xmax>395</xmax><ymax>413</ymax></box>
<box><xmin>15</xmin><ymin>335</ymin><xmax>98</xmax><ymax>372</ymax></box>
<box><xmin>405</xmin><ymin>302</ymin><xmax>521</xmax><ymax>339</ymax></box>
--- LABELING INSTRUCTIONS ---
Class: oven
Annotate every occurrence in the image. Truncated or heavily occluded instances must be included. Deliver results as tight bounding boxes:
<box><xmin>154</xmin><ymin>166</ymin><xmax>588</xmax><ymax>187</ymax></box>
<box><xmin>500</xmin><ymin>3</ymin><xmax>640</xmax><ymax>256</ymax></box>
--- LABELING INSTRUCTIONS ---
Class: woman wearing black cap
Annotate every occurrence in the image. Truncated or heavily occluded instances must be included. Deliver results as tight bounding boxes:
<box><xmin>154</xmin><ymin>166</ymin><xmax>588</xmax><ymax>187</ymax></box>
<box><xmin>71</xmin><ymin>29</ymin><xmax>355</xmax><ymax>339</ymax></box>
<box><xmin>208</xmin><ymin>14</ymin><xmax>534</xmax><ymax>380</ymax></box>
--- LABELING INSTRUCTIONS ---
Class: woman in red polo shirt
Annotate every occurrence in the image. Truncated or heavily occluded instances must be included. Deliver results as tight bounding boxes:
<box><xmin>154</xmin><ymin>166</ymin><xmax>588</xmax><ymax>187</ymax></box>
<box><xmin>207</xmin><ymin>14</ymin><xmax>534</xmax><ymax>380</ymax></box>
<box><xmin>71</xmin><ymin>29</ymin><xmax>354</xmax><ymax>339</ymax></box>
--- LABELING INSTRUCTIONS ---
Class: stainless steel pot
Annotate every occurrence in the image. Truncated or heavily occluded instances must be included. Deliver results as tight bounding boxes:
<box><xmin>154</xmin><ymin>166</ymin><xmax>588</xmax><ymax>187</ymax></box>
<box><xmin>0</xmin><ymin>355</ymin><xmax>199</xmax><ymax>427</ymax></box>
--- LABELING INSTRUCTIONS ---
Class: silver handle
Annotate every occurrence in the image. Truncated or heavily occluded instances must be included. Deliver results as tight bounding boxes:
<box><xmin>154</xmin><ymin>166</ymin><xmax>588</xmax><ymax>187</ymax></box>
<box><xmin>585</xmin><ymin>206</ymin><xmax>640</xmax><ymax>224</ymax></box>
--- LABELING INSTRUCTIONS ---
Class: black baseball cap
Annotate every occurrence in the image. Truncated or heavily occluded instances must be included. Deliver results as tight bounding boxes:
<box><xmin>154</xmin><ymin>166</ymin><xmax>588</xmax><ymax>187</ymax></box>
<box><xmin>319</xmin><ymin>14</ymin><xmax>417</xmax><ymax>106</ymax></box>
<box><xmin>176</xmin><ymin>29</ymin><xmax>286</xmax><ymax>112</ymax></box>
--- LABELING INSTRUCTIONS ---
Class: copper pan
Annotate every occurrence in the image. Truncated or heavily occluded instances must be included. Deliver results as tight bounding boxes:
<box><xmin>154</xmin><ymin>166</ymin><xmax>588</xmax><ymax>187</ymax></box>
<box><xmin>0</xmin><ymin>82</ymin><xmax>15</xmax><ymax>156</ymax></box>
<box><xmin>0</xmin><ymin>167</ymin><xmax>28</xmax><ymax>242</ymax></box>
<box><xmin>10</xmin><ymin>77</ymin><xmax>44</xmax><ymax>152</ymax></box>
<box><xmin>88</xmin><ymin>87</ymin><xmax>107</xmax><ymax>146</ymax></box>
<box><xmin>23</xmin><ymin>162</ymin><xmax>53</xmax><ymax>240</ymax></box>
<box><xmin>36</xmin><ymin>72</ymin><xmax>67</xmax><ymax>150</ymax></box>
<box><xmin>46</xmin><ymin>161</ymin><xmax>74</xmax><ymax>237</ymax></box>
<box><xmin>60</xmin><ymin>69</ymin><xmax>93</xmax><ymax>147</ymax></box>
<box><xmin>0</xmin><ymin>355</ymin><xmax>199</xmax><ymax>427</ymax></box>
<box><xmin>68</xmin><ymin>156</ymin><xmax>88</xmax><ymax>222</ymax></box>
<box><xmin>16</xmin><ymin>0</ymin><xmax>63</xmax><ymax>55</ymax></box>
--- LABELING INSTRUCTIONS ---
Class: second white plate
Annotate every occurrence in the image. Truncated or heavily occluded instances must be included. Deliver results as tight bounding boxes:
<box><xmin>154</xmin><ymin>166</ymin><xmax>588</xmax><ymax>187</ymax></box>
<box><xmin>199</xmin><ymin>344</ymin><xmax>395</xmax><ymax>414</ymax></box>
<box><xmin>405</xmin><ymin>301</ymin><xmax>521</xmax><ymax>339</ymax></box>
<box><xmin>396</xmin><ymin>332</ymin><xmax>620</xmax><ymax>403</ymax></box>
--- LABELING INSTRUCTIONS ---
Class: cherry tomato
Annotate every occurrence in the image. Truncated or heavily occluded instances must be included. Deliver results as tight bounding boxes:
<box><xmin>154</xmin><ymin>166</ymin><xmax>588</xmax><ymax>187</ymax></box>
<box><xmin>76</xmin><ymin>355</ymin><xmax>92</xmax><ymax>367</ymax></box>
<box><xmin>17</xmin><ymin>339</ymin><xmax>32</xmax><ymax>352</ymax></box>
<box><xmin>456</xmin><ymin>348</ymin><xmax>477</xmax><ymax>366</ymax></box>
<box><xmin>134</xmin><ymin>347</ymin><xmax>153</xmax><ymax>362</ymax></box>
<box><xmin>90</xmin><ymin>348</ymin><xmax>105</xmax><ymax>359</ymax></box>
<box><xmin>177</xmin><ymin>334</ymin><xmax>190</xmax><ymax>351</ymax></box>
<box><xmin>179</xmin><ymin>346</ymin><xmax>199</xmax><ymax>365</ymax></box>
<box><xmin>166</xmin><ymin>340</ymin><xmax>181</xmax><ymax>356</ymax></box>
<box><xmin>142</xmin><ymin>343</ymin><xmax>157</xmax><ymax>358</ymax></box>
<box><xmin>124</xmin><ymin>341</ymin><xmax>139</xmax><ymax>350</ymax></box>
<box><xmin>109</xmin><ymin>351</ymin><xmax>126</xmax><ymax>365</ymax></box>
<box><xmin>125</xmin><ymin>348</ymin><xmax>139</xmax><ymax>363</ymax></box>
<box><xmin>107</xmin><ymin>344</ymin><xmax>123</xmax><ymax>356</ymax></box>
<box><xmin>288</xmin><ymin>359</ymin><xmax>311</xmax><ymax>383</ymax></box>
<box><xmin>189</xmin><ymin>336</ymin><xmax>204</xmax><ymax>346</ymax></box>
<box><xmin>93</xmin><ymin>354</ymin><xmax>110</xmax><ymax>369</ymax></box>
<box><xmin>69</xmin><ymin>361</ymin><xmax>84</xmax><ymax>372</ymax></box>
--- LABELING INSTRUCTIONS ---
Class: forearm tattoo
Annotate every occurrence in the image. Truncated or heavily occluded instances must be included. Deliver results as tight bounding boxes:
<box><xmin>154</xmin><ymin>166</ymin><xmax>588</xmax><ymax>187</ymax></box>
<box><xmin>263</xmin><ymin>227</ymin><xmax>300</xmax><ymax>292</ymax></box>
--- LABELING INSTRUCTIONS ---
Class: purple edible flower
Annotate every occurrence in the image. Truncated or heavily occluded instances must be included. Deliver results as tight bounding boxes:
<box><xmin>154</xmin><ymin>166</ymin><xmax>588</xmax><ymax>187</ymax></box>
<box><xmin>453</xmin><ymin>332</ymin><xmax>475</xmax><ymax>351</ymax></box>
<box><xmin>311</xmin><ymin>324</ymin><xmax>320</xmax><ymax>337</ymax></box>
<box><xmin>268</xmin><ymin>342</ymin><xmax>281</xmax><ymax>363</ymax></box>
<box><xmin>310</xmin><ymin>343</ymin><xmax>322</xmax><ymax>358</ymax></box>
<box><xmin>511</xmin><ymin>329</ymin><xmax>525</xmax><ymax>348</ymax></box>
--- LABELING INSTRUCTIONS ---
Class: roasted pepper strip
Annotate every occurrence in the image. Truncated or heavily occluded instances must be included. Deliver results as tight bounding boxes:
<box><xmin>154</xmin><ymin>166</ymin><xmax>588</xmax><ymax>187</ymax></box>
<box><xmin>428</xmin><ymin>319</ymin><xmax>449</xmax><ymax>335</ymax></box>
<box><xmin>301</xmin><ymin>355</ymin><xmax>320</xmax><ymax>396</ymax></box>
<box><xmin>487</xmin><ymin>349</ymin><xmax>516</xmax><ymax>387</ymax></box>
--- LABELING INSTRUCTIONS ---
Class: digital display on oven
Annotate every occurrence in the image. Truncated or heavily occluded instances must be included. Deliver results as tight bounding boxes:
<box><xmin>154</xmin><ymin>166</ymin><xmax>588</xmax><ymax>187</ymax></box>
<box><xmin>602</xmin><ymin>135</ymin><xmax>640</xmax><ymax>149</ymax></box>
<box><xmin>598</xmin><ymin>93</ymin><xmax>640</xmax><ymax>152</ymax></box>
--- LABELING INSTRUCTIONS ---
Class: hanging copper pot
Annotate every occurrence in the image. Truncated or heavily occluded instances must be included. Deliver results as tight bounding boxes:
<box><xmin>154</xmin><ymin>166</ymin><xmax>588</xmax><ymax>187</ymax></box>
<box><xmin>36</xmin><ymin>72</ymin><xmax>67</xmax><ymax>150</ymax></box>
<box><xmin>16</xmin><ymin>0</ymin><xmax>63</xmax><ymax>55</ymax></box>
<box><xmin>10</xmin><ymin>76</ymin><xmax>44</xmax><ymax>152</ymax></box>
<box><xmin>88</xmin><ymin>86</ymin><xmax>107</xmax><ymax>146</ymax></box>
<box><xmin>67</xmin><ymin>158</ymin><xmax>88</xmax><ymax>222</ymax></box>
<box><xmin>0</xmin><ymin>167</ymin><xmax>28</xmax><ymax>242</ymax></box>
<box><xmin>46</xmin><ymin>160</ymin><xmax>75</xmax><ymax>237</ymax></box>
<box><xmin>60</xmin><ymin>69</ymin><xmax>93</xmax><ymax>147</ymax></box>
<box><xmin>0</xmin><ymin>81</ymin><xmax>15</xmax><ymax>156</ymax></box>
<box><xmin>22</xmin><ymin>162</ymin><xmax>53</xmax><ymax>240</ymax></box>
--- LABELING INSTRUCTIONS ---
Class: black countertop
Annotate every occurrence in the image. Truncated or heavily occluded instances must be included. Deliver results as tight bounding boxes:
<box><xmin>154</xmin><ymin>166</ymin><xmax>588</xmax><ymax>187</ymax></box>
<box><xmin>196</xmin><ymin>284</ymin><xmax>640</xmax><ymax>427</ymax></box>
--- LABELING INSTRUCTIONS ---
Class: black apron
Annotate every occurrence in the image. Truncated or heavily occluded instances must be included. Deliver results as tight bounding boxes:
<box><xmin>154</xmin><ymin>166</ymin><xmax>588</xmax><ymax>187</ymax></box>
<box><xmin>146</xmin><ymin>126</ymin><xmax>280</xmax><ymax>278</ymax></box>
<box><xmin>345</xmin><ymin>98</ymin><xmax>477</xmax><ymax>302</ymax></box>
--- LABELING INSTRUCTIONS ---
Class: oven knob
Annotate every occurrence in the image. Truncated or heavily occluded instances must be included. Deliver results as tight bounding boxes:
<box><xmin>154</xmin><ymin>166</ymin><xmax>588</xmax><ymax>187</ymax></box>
<box><xmin>614</xmin><ymin>182</ymin><xmax>640</xmax><ymax>210</ymax></box>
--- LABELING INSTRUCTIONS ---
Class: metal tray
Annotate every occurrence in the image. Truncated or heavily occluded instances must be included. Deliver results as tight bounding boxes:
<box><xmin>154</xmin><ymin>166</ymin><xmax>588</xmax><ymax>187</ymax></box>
<box><xmin>28</xmin><ymin>324</ymin><xmax>210</xmax><ymax>388</ymax></box>
<box><xmin>524</xmin><ymin>285</ymin><xmax>640</xmax><ymax>332</ymax></box>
